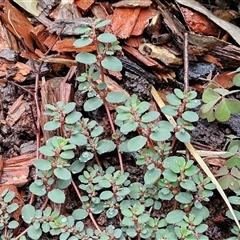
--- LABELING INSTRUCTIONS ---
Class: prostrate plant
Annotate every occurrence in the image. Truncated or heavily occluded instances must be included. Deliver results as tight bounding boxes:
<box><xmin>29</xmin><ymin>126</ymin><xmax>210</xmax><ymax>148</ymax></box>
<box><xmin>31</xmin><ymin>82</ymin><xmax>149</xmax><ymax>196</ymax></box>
<box><xmin>10</xmin><ymin>18</ymin><xmax>237</xmax><ymax>240</ymax></box>
<box><xmin>0</xmin><ymin>190</ymin><xmax>20</xmax><ymax>240</ymax></box>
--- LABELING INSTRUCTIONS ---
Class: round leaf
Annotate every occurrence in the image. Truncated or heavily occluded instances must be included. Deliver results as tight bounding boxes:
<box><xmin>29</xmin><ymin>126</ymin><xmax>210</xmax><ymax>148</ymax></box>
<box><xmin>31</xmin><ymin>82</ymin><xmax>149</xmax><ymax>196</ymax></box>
<box><xmin>69</xmin><ymin>133</ymin><xmax>87</xmax><ymax>146</ymax></box>
<box><xmin>96</xmin><ymin>140</ymin><xmax>116</xmax><ymax>154</ymax></box>
<box><xmin>175</xmin><ymin>192</ymin><xmax>193</xmax><ymax>204</ymax></box>
<box><xmin>127</xmin><ymin>136</ymin><xmax>147</xmax><ymax>152</ymax></box>
<box><xmin>97</xmin><ymin>33</ymin><xmax>117</xmax><ymax>43</ymax></box>
<box><xmin>62</xmin><ymin>102</ymin><xmax>76</xmax><ymax>114</ymax></box>
<box><xmin>106</xmin><ymin>92</ymin><xmax>128</xmax><ymax>103</ymax></box>
<box><xmin>141</xmin><ymin>111</ymin><xmax>160</xmax><ymax>123</ymax></box>
<box><xmin>72</xmin><ymin>209</ymin><xmax>88</xmax><ymax>220</ymax></box>
<box><xmin>100</xmin><ymin>190</ymin><xmax>113</xmax><ymax>200</ymax></box>
<box><xmin>182</xmin><ymin>111</ymin><xmax>199</xmax><ymax>122</ymax></box>
<box><xmin>101</xmin><ymin>56</ymin><xmax>122</xmax><ymax>71</ymax></box>
<box><xmin>175</xmin><ymin>130</ymin><xmax>191</xmax><ymax>143</ymax></box>
<box><xmin>166</xmin><ymin>210</ymin><xmax>185</xmax><ymax>224</ymax></box>
<box><xmin>27</xmin><ymin>226</ymin><xmax>42</xmax><ymax>240</ymax></box>
<box><xmin>76</xmin><ymin>52</ymin><xmax>97</xmax><ymax>64</ymax></box>
<box><xmin>54</xmin><ymin>168</ymin><xmax>71</xmax><ymax>180</ymax></box>
<box><xmin>65</xmin><ymin>112</ymin><xmax>82</xmax><ymax>124</ymax></box>
<box><xmin>48</xmin><ymin>189</ymin><xmax>65</xmax><ymax>203</ymax></box>
<box><xmin>95</xmin><ymin>19</ymin><xmax>111</xmax><ymax>28</ymax></box>
<box><xmin>44</xmin><ymin>120</ymin><xmax>61</xmax><ymax>131</ymax></box>
<box><xmin>144</xmin><ymin>168</ymin><xmax>161</xmax><ymax>185</ymax></box>
<box><xmin>34</xmin><ymin>159</ymin><xmax>52</xmax><ymax>171</ymax></box>
<box><xmin>21</xmin><ymin>204</ymin><xmax>35</xmax><ymax>224</ymax></box>
<box><xmin>73</xmin><ymin>37</ymin><xmax>93</xmax><ymax>48</ymax></box>
<box><xmin>83</xmin><ymin>97</ymin><xmax>103</xmax><ymax>111</ymax></box>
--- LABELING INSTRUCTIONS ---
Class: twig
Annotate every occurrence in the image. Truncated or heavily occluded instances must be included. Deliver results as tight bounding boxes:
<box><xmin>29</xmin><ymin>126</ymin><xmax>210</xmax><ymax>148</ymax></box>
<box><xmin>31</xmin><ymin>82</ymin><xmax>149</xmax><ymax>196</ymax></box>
<box><xmin>183</xmin><ymin>32</ymin><xmax>189</xmax><ymax>92</ymax></box>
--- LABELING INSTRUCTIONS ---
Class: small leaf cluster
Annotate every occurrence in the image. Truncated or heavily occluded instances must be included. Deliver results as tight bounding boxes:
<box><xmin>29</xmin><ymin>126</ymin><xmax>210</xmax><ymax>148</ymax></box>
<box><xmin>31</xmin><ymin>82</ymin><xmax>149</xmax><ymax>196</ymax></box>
<box><xmin>74</xmin><ymin>18</ymin><xmax>125</xmax><ymax>113</ymax></box>
<box><xmin>161</xmin><ymin>89</ymin><xmax>200</xmax><ymax>142</ymax></box>
<box><xmin>21</xmin><ymin>204</ymin><xmax>112</xmax><ymax>240</ymax></box>
<box><xmin>0</xmin><ymin>190</ymin><xmax>19</xmax><ymax>240</ymax></box>
<box><xmin>74</xmin><ymin>19</ymin><xmax>122</xmax><ymax>72</ymax></box>
<box><xmin>200</xmin><ymin>85</ymin><xmax>240</xmax><ymax>122</ymax></box>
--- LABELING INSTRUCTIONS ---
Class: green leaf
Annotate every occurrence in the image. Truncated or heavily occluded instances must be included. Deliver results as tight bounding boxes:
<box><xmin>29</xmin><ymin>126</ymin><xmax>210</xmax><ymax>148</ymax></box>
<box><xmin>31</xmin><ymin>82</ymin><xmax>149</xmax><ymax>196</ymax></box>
<box><xmin>75</xmin><ymin>26</ymin><xmax>91</xmax><ymax>34</ymax></box>
<box><xmin>21</xmin><ymin>204</ymin><xmax>35</xmax><ymax>224</ymax></box>
<box><xmin>214</xmin><ymin>88</ymin><xmax>230</xmax><ymax>96</ymax></box>
<box><xmin>7</xmin><ymin>203</ymin><xmax>19</xmax><ymax>213</ymax></box>
<box><xmin>96</xmin><ymin>140</ymin><xmax>116</xmax><ymax>154</ymax></box>
<box><xmin>182</xmin><ymin>111</ymin><xmax>199</xmax><ymax>122</ymax></box>
<box><xmin>166</xmin><ymin>93</ymin><xmax>181</xmax><ymax>106</ymax></box>
<box><xmin>233</xmin><ymin>73</ymin><xmax>240</xmax><ymax>86</ymax></box>
<box><xmin>70</xmin><ymin>161</ymin><xmax>85</xmax><ymax>174</ymax></box>
<box><xmin>39</xmin><ymin>146</ymin><xmax>55</xmax><ymax>157</ymax></box>
<box><xmin>34</xmin><ymin>159</ymin><xmax>52</xmax><ymax>171</ymax></box>
<box><xmin>69</xmin><ymin>133</ymin><xmax>87</xmax><ymax>146</ymax></box>
<box><xmin>84</xmin><ymin>97</ymin><xmax>103</xmax><ymax>111</ymax></box>
<box><xmin>150</xmin><ymin>128</ymin><xmax>171</xmax><ymax>141</ymax></box>
<box><xmin>180</xmin><ymin>179</ymin><xmax>197</xmax><ymax>191</ymax></box>
<box><xmin>227</xmin><ymin>156</ymin><xmax>240</xmax><ymax>168</ymax></box>
<box><xmin>48</xmin><ymin>189</ymin><xmax>65</xmax><ymax>203</ymax></box>
<box><xmin>101</xmin><ymin>56</ymin><xmax>122</xmax><ymax>71</ymax></box>
<box><xmin>76</xmin><ymin>52</ymin><xmax>97</xmax><ymax>64</ymax></box>
<box><xmin>106</xmin><ymin>208</ymin><xmax>118</xmax><ymax>218</ymax></box>
<box><xmin>174</xmin><ymin>89</ymin><xmax>184</xmax><ymax>99</ymax></box>
<box><xmin>29</xmin><ymin>182</ymin><xmax>46</xmax><ymax>196</ymax></box>
<box><xmin>161</xmin><ymin>106</ymin><xmax>178</xmax><ymax>116</ymax></box>
<box><xmin>79</xmin><ymin>151</ymin><xmax>94</xmax><ymax>162</ymax></box>
<box><xmin>60</xmin><ymin>150</ymin><xmax>74</xmax><ymax>159</ymax></box>
<box><xmin>8</xmin><ymin>220</ymin><xmax>19</xmax><ymax>229</ymax></box>
<box><xmin>200</xmin><ymin>99</ymin><xmax>219</xmax><ymax>113</ymax></box>
<box><xmin>127</xmin><ymin>136</ymin><xmax>147</xmax><ymax>152</ymax></box>
<box><xmin>141</xmin><ymin>111</ymin><xmax>160</xmax><ymax>123</ymax></box>
<box><xmin>4</xmin><ymin>191</ymin><xmax>15</xmax><ymax>203</ymax></box>
<box><xmin>224</xmin><ymin>99</ymin><xmax>240</xmax><ymax>114</ymax></box>
<box><xmin>121</xmin><ymin>209</ymin><xmax>133</xmax><ymax>217</ymax></box>
<box><xmin>166</xmin><ymin>210</ymin><xmax>185</xmax><ymax>224</ymax></box>
<box><xmin>195</xmin><ymin>224</ymin><xmax>208</xmax><ymax>234</ymax></box>
<box><xmin>72</xmin><ymin>209</ymin><xmax>88</xmax><ymax>220</ymax></box>
<box><xmin>65</xmin><ymin>112</ymin><xmax>82</xmax><ymax>124</ymax></box>
<box><xmin>44</xmin><ymin>120</ymin><xmax>61</xmax><ymax>131</ymax></box>
<box><xmin>54</xmin><ymin>168</ymin><xmax>71</xmax><ymax>180</ymax></box>
<box><xmin>120</xmin><ymin>121</ymin><xmax>138</xmax><ymax>134</ymax></box>
<box><xmin>144</xmin><ymin>168</ymin><xmax>161</xmax><ymax>184</ymax></box>
<box><xmin>100</xmin><ymin>191</ymin><xmax>114</xmax><ymax>200</ymax></box>
<box><xmin>136</xmin><ymin>102</ymin><xmax>150</xmax><ymax>114</ymax></box>
<box><xmin>218</xmin><ymin>175</ymin><xmax>239</xmax><ymax>190</ymax></box>
<box><xmin>27</xmin><ymin>226</ymin><xmax>42</xmax><ymax>240</ymax></box>
<box><xmin>202</xmin><ymin>88</ymin><xmax>220</xmax><ymax>103</ymax></box>
<box><xmin>95</xmin><ymin>19</ymin><xmax>111</xmax><ymax>28</ymax></box>
<box><xmin>62</xmin><ymin>102</ymin><xmax>76</xmax><ymax>114</ymax></box>
<box><xmin>175</xmin><ymin>130</ymin><xmax>191</xmax><ymax>143</ymax></box>
<box><xmin>97</xmin><ymin>33</ymin><xmax>117</xmax><ymax>43</ymax></box>
<box><xmin>215</xmin><ymin>100</ymin><xmax>230</xmax><ymax>122</ymax></box>
<box><xmin>175</xmin><ymin>192</ymin><xmax>193</xmax><ymax>204</ymax></box>
<box><xmin>106</xmin><ymin>92</ymin><xmax>128</xmax><ymax>103</ymax></box>
<box><xmin>186</xmin><ymin>99</ymin><xmax>201</xmax><ymax>108</ymax></box>
<box><xmin>73</xmin><ymin>37</ymin><xmax>93</xmax><ymax>48</ymax></box>
<box><xmin>229</xmin><ymin>196</ymin><xmax>240</xmax><ymax>205</ymax></box>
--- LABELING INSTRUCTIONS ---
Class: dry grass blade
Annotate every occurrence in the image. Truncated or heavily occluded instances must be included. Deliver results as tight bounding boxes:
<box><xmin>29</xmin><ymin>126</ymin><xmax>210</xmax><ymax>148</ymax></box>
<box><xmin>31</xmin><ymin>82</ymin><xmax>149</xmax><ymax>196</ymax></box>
<box><xmin>151</xmin><ymin>86</ymin><xmax>240</xmax><ymax>230</ymax></box>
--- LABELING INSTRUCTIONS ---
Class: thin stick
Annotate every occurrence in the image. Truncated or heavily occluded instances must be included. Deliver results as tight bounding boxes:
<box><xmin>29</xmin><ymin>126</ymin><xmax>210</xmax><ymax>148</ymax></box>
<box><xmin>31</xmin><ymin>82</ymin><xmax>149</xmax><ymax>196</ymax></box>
<box><xmin>183</xmin><ymin>32</ymin><xmax>189</xmax><ymax>92</ymax></box>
